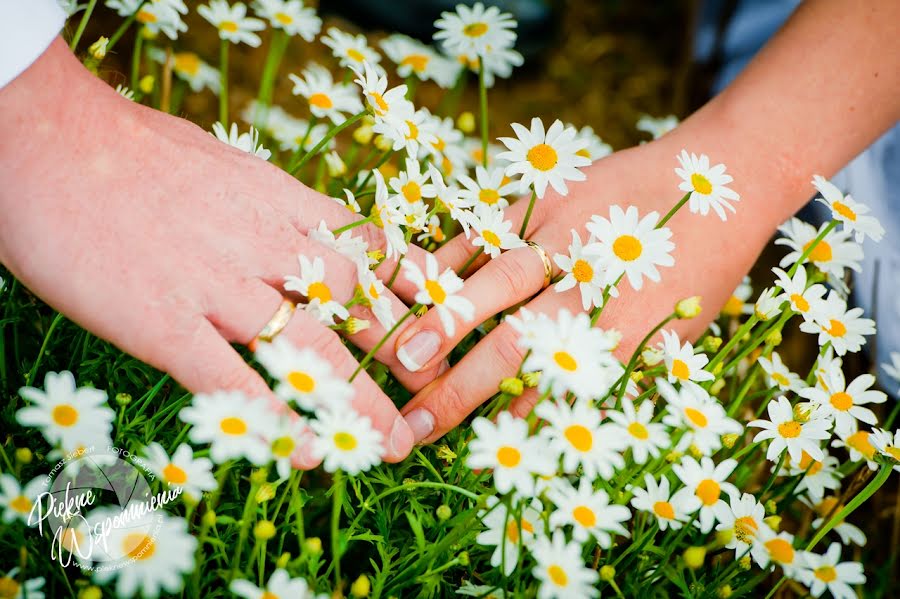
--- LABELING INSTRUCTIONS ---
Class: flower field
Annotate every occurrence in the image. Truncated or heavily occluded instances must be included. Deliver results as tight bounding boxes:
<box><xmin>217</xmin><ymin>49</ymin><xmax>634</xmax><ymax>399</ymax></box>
<box><xmin>1</xmin><ymin>1</ymin><xmax>899</xmax><ymax>598</ymax></box>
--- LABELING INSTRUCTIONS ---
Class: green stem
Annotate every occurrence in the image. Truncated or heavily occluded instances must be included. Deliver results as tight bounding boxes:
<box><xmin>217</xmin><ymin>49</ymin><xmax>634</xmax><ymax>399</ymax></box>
<box><xmin>69</xmin><ymin>0</ymin><xmax>99</xmax><ymax>51</ymax></box>
<box><xmin>106</xmin><ymin>4</ymin><xmax>145</xmax><ymax>55</ymax></box>
<box><xmin>228</xmin><ymin>478</ymin><xmax>259</xmax><ymax>582</ymax></box>
<box><xmin>291</xmin><ymin>111</ymin><xmax>366</xmax><ymax>175</ymax></box>
<box><xmin>517</xmin><ymin>190</ymin><xmax>537</xmax><ymax>238</ymax></box>
<box><xmin>26</xmin><ymin>313</ymin><xmax>65</xmax><ymax>386</ymax></box>
<box><xmin>478</xmin><ymin>57</ymin><xmax>489</xmax><ymax>168</ymax></box>
<box><xmin>332</xmin><ymin>216</ymin><xmax>373</xmax><ymax>235</ymax></box>
<box><xmin>458</xmin><ymin>248</ymin><xmax>484</xmax><ymax>277</ymax></box>
<box><xmin>657</xmin><ymin>192</ymin><xmax>691</xmax><ymax>228</ymax></box>
<box><xmin>759</xmin><ymin>451</ymin><xmax>787</xmax><ymax>499</ymax></box>
<box><xmin>254</xmin><ymin>30</ymin><xmax>289</xmax><ymax>129</ymax></box>
<box><xmin>218</xmin><ymin>39</ymin><xmax>229</xmax><ymax>124</ymax></box>
<box><xmin>349</xmin><ymin>305</ymin><xmax>420</xmax><ymax>381</ymax></box>
<box><xmin>331</xmin><ymin>470</ymin><xmax>345</xmax><ymax>588</ymax></box>
<box><xmin>787</xmin><ymin>220</ymin><xmax>838</xmax><ymax>277</ymax></box>
<box><xmin>616</xmin><ymin>313</ymin><xmax>676</xmax><ymax>401</ymax></box>
<box><xmin>130</xmin><ymin>31</ymin><xmax>143</xmax><ymax>91</ymax></box>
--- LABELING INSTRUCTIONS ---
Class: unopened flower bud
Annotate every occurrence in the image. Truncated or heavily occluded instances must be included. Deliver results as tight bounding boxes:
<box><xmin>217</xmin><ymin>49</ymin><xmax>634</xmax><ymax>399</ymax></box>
<box><xmin>764</xmin><ymin>515</ymin><xmax>781</xmax><ymax>530</ymax></box>
<box><xmin>629</xmin><ymin>370</ymin><xmax>644</xmax><ymax>384</ymax></box>
<box><xmin>340</xmin><ymin>317</ymin><xmax>371</xmax><ymax>335</ymax></box>
<box><xmin>116</xmin><ymin>392</ymin><xmax>132</xmax><ymax>406</ymax></box>
<box><xmin>765</xmin><ymin>329</ymin><xmax>783</xmax><ymax>347</ymax></box>
<box><xmin>665</xmin><ymin>450</ymin><xmax>682</xmax><ymax>463</ymax></box>
<box><xmin>79</xmin><ymin>586</ymin><xmax>103</xmax><ymax>599</ymax></box>
<box><xmin>683</xmin><ymin>546</ymin><xmax>706</xmax><ymax>569</ymax></box>
<box><xmin>366</xmin><ymin>249</ymin><xmax>385</xmax><ymax>263</ymax></box>
<box><xmin>436</xmin><ymin>504</ymin><xmax>452</xmax><ymax>521</ymax></box>
<box><xmin>276</xmin><ymin>552</ymin><xmax>291</xmax><ymax>568</ymax></box>
<box><xmin>765</xmin><ymin>499</ymin><xmax>778</xmax><ymax>515</ymax></box>
<box><xmin>88</xmin><ymin>36</ymin><xmax>109</xmax><ymax>60</ymax></box>
<box><xmin>721</xmin><ymin>433</ymin><xmax>739</xmax><ymax>449</ymax></box>
<box><xmin>256</xmin><ymin>482</ymin><xmax>276</xmax><ymax>503</ymax></box>
<box><xmin>709</xmin><ymin>378</ymin><xmax>726</xmax><ymax>396</ymax></box>
<box><xmin>304</xmin><ymin>537</ymin><xmax>322</xmax><ymax>554</ymax></box>
<box><xmin>354</xmin><ymin>123</ymin><xmax>374</xmax><ymax>144</ymax></box>
<box><xmin>457</xmin><ymin>111</ymin><xmax>476</xmax><ymax>133</ymax></box>
<box><xmin>458</xmin><ymin>551</ymin><xmax>470</xmax><ymax>566</ymax></box>
<box><xmin>403</xmin><ymin>477</ymin><xmax>417</xmax><ymax>486</ymax></box>
<box><xmin>254</xmin><ymin>520</ymin><xmax>276</xmax><ymax>541</ymax></box>
<box><xmin>201</xmin><ymin>510</ymin><xmax>217</xmax><ymax>528</ymax></box>
<box><xmin>499</xmin><ymin>377</ymin><xmax>524</xmax><ymax>396</ymax></box>
<box><xmin>676</xmin><ymin>296</ymin><xmax>702</xmax><ymax>319</ymax></box>
<box><xmin>374</xmin><ymin>134</ymin><xmax>393</xmax><ymax>152</ymax></box>
<box><xmin>139</xmin><ymin>74</ymin><xmax>154</xmax><ymax>94</ymax></box>
<box><xmin>717</xmin><ymin>585</ymin><xmax>733</xmax><ymax>599</ymax></box>
<box><xmin>350</xmin><ymin>575</ymin><xmax>371</xmax><ymax>597</ymax></box>
<box><xmin>715</xmin><ymin>528</ymin><xmax>733</xmax><ymax>545</ymax></box>
<box><xmin>702</xmin><ymin>336</ymin><xmax>722</xmax><ymax>353</ymax></box>
<box><xmin>15</xmin><ymin>447</ymin><xmax>32</xmax><ymax>464</ymax></box>
<box><xmin>522</xmin><ymin>371</ymin><xmax>541</xmax><ymax>388</ymax></box>
<box><xmin>739</xmin><ymin>556</ymin><xmax>751</xmax><ymax>570</ymax></box>
<box><xmin>250</xmin><ymin>468</ymin><xmax>268</xmax><ymax>486</ymax></box>
<box><xmin>688</xmin><ymin>444</ymin><xmax>703</xmax><ymax>459</ymax></box>
<box><xmin>641</xmin><ymin>346</ymin><xmax>664</xmax><ymax>367</ymax></box>
<box><xmin>599</xmin><ymin>565</ymin><xmax>616</xmax><ymax>582</ymax></box>
<box><xmin>325</xmin><ymin>151</ymin><xmax>347</xmax><ymax>177</ymax></box>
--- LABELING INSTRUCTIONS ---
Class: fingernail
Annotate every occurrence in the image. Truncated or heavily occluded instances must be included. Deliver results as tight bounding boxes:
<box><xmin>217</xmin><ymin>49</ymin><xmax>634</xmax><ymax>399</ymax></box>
<box><xmin>404</xmin><ymin>408</ymin><xmax>435</xmax><ymax>444</ymax></box>
<box><xmin>389</xmin><ymin>416</ymin><xmax>414</xmax><ymax>458</ymax></box>
<box><xmin>396</xmin><ymin>331</ymin><xmax>442</xmax><ymax>372</ymax></box>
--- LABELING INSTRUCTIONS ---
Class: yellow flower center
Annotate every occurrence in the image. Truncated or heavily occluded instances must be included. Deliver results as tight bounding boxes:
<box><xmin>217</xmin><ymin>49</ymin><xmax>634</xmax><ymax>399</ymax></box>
<box><xmin>829</xmin><ymin>391</ymin><xmax>853</xmax><ymax>411</ymax></box>
<box><xmin>572</xmin><ymin>259</ymin><xmax>594</xmax><ymax>283</ymax></box>
<box><xmin>734</xmin><ymin>516</ymin><xmax>758</xmax><ymax>543</ymax></box>
<box><xmin>425</xmin><ymin>280</ymin><xmax>447</xmax><ymax>304</ymax></box>
<box><xmin>219</xmin><ymin>20</ymin><xmax>239</xmax><ymax>33</ymax></box>
<box><xmin>274</xmin><ymin>11</ymin><xmax>293</xmax><ymax>25</ymax></box>
<box><xmin>684</xmin><ymin>407</ymin><xmax>708</xmax><ymax>428</ymax></box>
<box><xmin>307</xmin><ymin>281</ymin><xmax>332</xmax><ymax>303</ymax></box>
<box><xmin>695</xmin><ymin>479</ymin><xmax>721</xmax><ymax>506</ymax></box>
<box><xmin>368</xmin><ymin>283</ymin><xmax>380</xmax><ymax>299</ymax></box>
<box><xmin>803</xmin><ymin>240</ymin><xmax>833</xmax><ymax>263</ymax></box>
<box><xmin>798</xmin><ymin>451</ymin><xmax>823</xmax><ymax>475</ymax></box>
<box><xmin>478</xmin><ymin>188</ymin><xmax>501</xmax><ymax>205</ymax></box>
<box><xmin>772</xmin><ymin>372</ymin><xmax>790</xmax><ymax>388</ymax></box>
<box><xmin>690</xmin><ymin>173</ymin><xmax>713</xmax><ymax>195</ymax></box>
<box><xmin>832</xmin><ymin>201</ymin><xmax>857</xmax><ymax>221</ymax></box>
<box><xmin>496</xmin><ymin>446</ymin><xmax>521</xmax><ymax>468</ymax></box>
<box><xmin>463</xmin><ymin>22</ymin><xmax>489</xmax><ymax>37</ymax></box>
<box><xmin>0</xmin><ymin>577</ymin><xmax>20</xmax><ymax>598</ymax></box>
<box><xmin>573</xmin><ymin>505</ymin><xmax>597</xmax><ymax>528</ymax></box>
<box><xmin>122</xmin><ymin>533</ymin><xmax>156</xmax><ymax>560</ymax></box>
<box><xmin>482</xmin><ymin>230</ymin><xmax>502</xmax><ymax>248</ymax></box>
<box><xmin>405</xmin><ymin>120</ymin><xmax>419</xmax><ymax>140</ymax></box>
<box><xmin>777</xmin><ymin>421</ymin><xmax>802</xmax><ymax>439</ymax></box>
<box><xmin>885</xmin><ymin>446</ymin><xmax>900</xmax><ymax>461</ymax></box>
<box><xmin>137</xmin><ymin>9</ymin><xmax>157</xmax><ymax>24</ymax></box>
<box><xmin>163</xmin><ymin>463</ymin><xmax>188</xmax><ymax>485</ymax></box>
<box><xmin>308</xmin><ymin>92</ymin><xmax>334</xmax><ymax>109</ymax></box>
<box><xmin>612</xmin><ymin>234</ymin><xmax>643</xmax><ymax>261</ymax></box>
<box><xmin>576</xmin><ymin>148</ymin><xmax>591</xmax><ymax>158</ymax></box>
<box><xmin>220</xmin><ymin>417</ymin><xmax>247</xmax><ymax>436</ymax></box>
<box><xmin>52</xmin><ymin>404</ymin><xmax>79</xmax><ymax>427</ymax></box>
<box><xmin>272</xmin><ymin>436</ymin><xmax>295</xmax><ymax>457</ymax></box>
<box><xmin>260</xmin><ymin>593</ymin><xmax>280</xmax><ymax>599</ymax></box>
<box><xmin>564</xmin><ymin>425</ymin><xmax>593</xmax><ymax>452</ymax></box>
<box><xmin>671</xmin><ymin>359</ymin><xmax>691</xmax><ymax>381</ymax></box>
<box><xmin>369</xmin><ymin>91</ymin><xmax>389</xmax><ymax>114</ymax></box>
<box><xmin>844</xmin><ymin>431</ymin><xmax>875</xmax><ymax>459</ymax></box>
<box><xmin>722</xmin><ymin>295</ymin><xmax>744</xmax><ymax>316</ymax></box>
<box><xmin>526</xmin><ymin>143</ymin><xmax>558</xmax><ymax>171</ymax></box>
<box><xmin>765</xmin><ymin>538</ymin><xmax>795</xmax><ymax>564</ymax></box>
<box><xmin>547</xmin><ymin>565</ymin><xmax>568</xmax><ymax>587</ymax></box>
<box><xmin>174</xmin><ymin>52</ymin><xmax>201</xmax><ymax>76</ymax></box>
<box><xmin>347</xmin><ymin>48</ymin><xmax>366</xmax><ymax>62</ymax></box>
<box><xmin>553</xmin><ymin>351</ymin><xmax>578</xmax><ymax>371</ymax></box>
<box><xmin>628</xmin><ymin>422</ymin><xmax>649</xmax><ymax>440</ymax></box>
<box><xmin>402</xmin><ymin>181</ymin><xmax>422</xmax><ymax>203</ymax></box>
<box><xmin>790</xmin><ymin>293</ymin><xmax>810</xmax><ymax>312</ymax></box>
<box><xmin>334</xmin><ymin>432</ymin><xmax>357</xmax><ymax>451</ymax></box>
<box><xmin>826</xmin><ymin>319</ymin><xmax>847</xmax><ymax>337</ymax></box>
<box><xmin>287</xmin><ymin>371</ymin><xmax>316</xmax><ymax>393</ymax></box>
<box><xmin>814</xmin><ymin>566</ymin><xmax>837</xmax><ymax>583</ymax></box>
<box><xmin>653</xmin><ymin>501</ymin><xmax>675</xmax><ymax>520</ymax></box>
<box><xmin>400</xmin><ymin>54</ymin><xmax>430</xmax><ymax>72</ymax></box>
<box><xmin>9</xmin><ymin>495</ymin><xmax>31</xmax><ymax>514</ymax></box>
<box><xmin>505</xmin><ymin>520</ymin><xmax>520</xmax><ymax>543</ymax></box>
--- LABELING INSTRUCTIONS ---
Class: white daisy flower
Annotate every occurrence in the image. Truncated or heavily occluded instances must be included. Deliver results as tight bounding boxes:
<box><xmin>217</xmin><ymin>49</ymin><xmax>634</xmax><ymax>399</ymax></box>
<box><xmin>254</xmin><ymin>338</ymin><xmax>354</xmax><ymax>412</ymax></box>
<box><xmin>416</xmin><ymin>214</ymin><xmax>447</xmax><ymax>244</ymax></box>
<box><xmin>748</xmin><ymin>396</ymin><xmax>832</xmax><ymax>463</ymax></box>
<box><xmin>636</xmin><ymin>114</ymin><xmax>678</xmax><ymax>140</ymax></box>
<box><xmin>358</xmin><ymin>268</ymin><xmax>397</xmax><ymax>330</ymax></box>
<box><xmin>785</xmin><ymin>450</ymin><xmax>841</xmax><ymax>504</ymax></box>
<box><xmin>721</xmin><ymin>275</ymin><xmax>753</xmax><ymax>317</ymax></box>
<box><xmin>630</xmin><ymin>473</ymin><xmax>693</xmax><ymax>531</ymax></box>
<box><xmin>143</xmin><ymin>443</ymin><xmax>217</xmax><ymax>500</ymax></box>
<box><xmin>462</xmin><ymin>44</ymin><xmax>524</xmax><ymax>87</ymax></box>
<box><xmin>553</xmin><ymin>229</ymin><xmax>605</xmax><ymax>311</ymax></box>
<box><xmin>572</xmin><ymin>125</ymin><xmax>612</xmax><ymax>162</ymax></box>
<box><xmin>799</xmin><ymin>290</ymin><xmax>875</xmax><ymax>356</ymax></box>
<box><xmin>179</xmin><ymin>391</ymin><xmax>275</xmax><ymax>465</ymax></box>
<box><xmin>307</xmin><ymin>220</ymin><xmax>369</xmax><ymax>270</ymax></box>
<box><xmin>147</xmin><ymin>49</ymin><xmax>220</xmax><ymax>94</ymax></box>
<box><xmin>522</xmin><ymin>310</ymin><xmax>622</xmax><ymax>402</ymax></box>
<box><xmin>809</xmin><ymin>496</ymin><xmax>867</xmax><ymax>547</ymax></box>
<box><xmin>108</xmin><ymin>0</ymin><xmax>187</xmax><ymax>40</ymax></box>
<box><xmin>675</xmin><ymin>150</ymin><xmax>741</xmax><ymax>221</ymax></box>
<box><xmin>284</xmin><ymin>255</ymin><xmax>350</xmax><ymax>326</ymax></box>
<box><xmin>671</xmin><ymin>456</ymin><xmax>738</xmax><ymax>533</ymax></box>
<box><xmin>458</xmin><ymin>165</ymin><xmax>516</xmax><ymax>209</ymax></box>
<box><xmin>475</xmin><ymin>495</ymin><xmax>542</xmax><ymax>576</ymax></box>
<box><xmin>831</xmin><ymin>428</ymin><xmax>878</xmax><ymax>469</ymax></box>
<box><xmin>198</xmin><ymin>0</ymin><xmax>266</xmax><ymax>46</ymax></box>
<box><xmin>547</xmin><ymin>478</ymin><xmax>630</xmax><ymax>546</ymax></box>
<box><xmin>17</xmin><ymin>371</ymin><xmax>114</xmax><ymax>450</ymax></box>
<box><xmin>467</xmin><ymin>412</ymin><xmax>555</xmax><ymax>496</ymax></box>
<box><xmin>772</xmin><ymin>266</ymin><xmax>826</xmax><ymax>321</ymax></box>
<box><xmin>463</xmin><ymin>137</ymin><xmax>507</xmax><ymax>170</ymax></box>
<box><xmin>335</xmin><ymin>188</ymin><xmax>362</xmax><ymax>214</ymax></box>
<box><xmin>497</xmin><ymin>118</ymin><xmax>591</xmax><ymax>199</ymax></box>
<box><xmin>659</xmin><ymin>380</ymin><xmax>742</xmax><ymax>456</ymax></box>
<box><xmin>586</xmin><ymin>205</ymin><xmax>675</xmax><ymax>293</ymax></box>
<box><xmin>776</xmin><ymin>217</ymin><xmax>863</xmax><ymax>280</ymax></box>
<box><xmin>799</xmin><ymin>364</ymin><xmax>885</xmax><ymax>435</ymax></box>
<box><xmin>660</xmin><ymin>329</ymin><xmax>714</xmax><ymax>386</ymax></box>
<box><xmin>353</xmin><ymin>60</ymin><xmax>412</xmax><ymax>122</ymax></box>
<box><xmin>870</xmin><ymin>428</ymin><xmax>900</xmax><ymax>471</ymax></box>
<box><xmin>797</xmin><ymin>543</ymin><xmax>865</xmax><ymax>599</ymax></box>
<box><xmin>270</xmin><ymin>116</ymin><xmax>334</xmax><ymax>154</ymax></box>
<box><xmin>211</xmin><ymin>122</ymin><xmax>271</xmax><ymax>160</ymax></box>
<box><xmin>90</xmin><ymin>511</ymin><xmax>197</xmax><ymax>598</ymax></box>
<box><xmin>114</xmin><ymin>84</ymin><xmax>135</xmax><ymax>101</ymax></box>
<box><xmin>288</xmin><ymin>63</ymin><xmax>362</xmax><ymax>124</ymax></box>
<box><xmin>0</xmin><ymin>474</ymin><xmax>44</xmax><ymax>524</ymax></box>
<box><xmin>252</xmin><ymin>0</ymin><xmax>320</xmax><ymax>40</ymax></box>
<box><xmin>605</xmin><ymin>399</ymin><xmax>670</xmax><ymax>464</ymax></box>
<box><xmin>751</xmin><ymin>529</ymin><xmax>805</xmax><ymax>578</ymax></box>
<box><xmin>530</xmin><ymin>530</ymin><xmax>599</xmax><ymax>599</ymax></box>
<box><xmin>758</xmin><ymin>352</ymin><xmax>807</xmax><ymax>393</ymax></box>
<box><xmin>0</xmin><ymin>568</ymin><xmax>44</xmax><ymax>599</ymax></box>
<box><xmin>322</xmin><ymin>27</ymin><xmax>381</xmax><ymax>70</ymax></box>
<box><xmin>535</xmin><ymin>399</ymin><xmax>625</xmax><ymax>479</ymax></box>
<box><xmin>310</xmin><ymin>406</ymin><xmax>384</xmax><ymax>474</ymax></box>
<box><xmin>402</xmin><ymin>253</ymin><xmax>474</xmax><ymax>337</ymax></box>
<box><xmin>380</xmin><ymin>34</ymin><xmax>461</xmax><ymax>88</ymax></box>
<box><xmin>712</xmin><ymin>491</ymin><xmax>772</xmax><ymax>555</ymax></box>
<box><xmin>433</xmin><ymin>2</ymin><xmax>518</xmax><ymax>59</ymax></box>
<box><xmin>754</xmin><ymin>287</ymin><xmax>783</xmax><ymax>321</ymax></box>
<box><xmin>371</xmin><ymin>170</ymin><xmax>408</xmax><ymax>261</ymax></box>
<box><xmin>468</xmin><ymin>204</ymin><xmax>525</xmax><ymax>258</ymax></box>
<box><xmin>812</xmin><ymin>174</ymin><xmax>884</xmax><ymax>243</ymax></box>
<box><xmin>374</xmin><ymin>107</ymin><xmax>439</xmax><ymax>157</ymax></box>
<box><xmin>429</xmin><ymin>116</ymin><xmax>468</xmax><ymax>175</ymax></box>
<box><xmin>390</xmin><ymin>157</ymin><xmax>437</xmax><ymax>205</ymax></box>
<box><xmin>265</xmin><ymin>415</ymin><xmax>311</xmax><ymax>480</ymax></box>
<box><xmin>231</xmin><ymin>568</ymin><xmax>315</xmax><ymax>599</ymax></box>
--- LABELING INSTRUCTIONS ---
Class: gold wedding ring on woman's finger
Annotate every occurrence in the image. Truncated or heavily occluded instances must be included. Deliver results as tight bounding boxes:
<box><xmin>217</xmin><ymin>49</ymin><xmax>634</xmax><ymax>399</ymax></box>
<box><xmin>248</xmin><ymin>299</ymin><xmax>295</xmax><ymax>351</ymax></box>
<box><xmin>524</xmin><ymin>241</ymin><xmax>553</xmax><ymax>289</ymax></box>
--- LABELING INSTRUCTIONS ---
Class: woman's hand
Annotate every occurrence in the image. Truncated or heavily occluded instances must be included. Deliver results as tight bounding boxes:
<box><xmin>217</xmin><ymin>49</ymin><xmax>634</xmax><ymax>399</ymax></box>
<box><xmin>0</xmin><ymin>39</ymin><xmax>442</xmax><ymax>463</ymax></box>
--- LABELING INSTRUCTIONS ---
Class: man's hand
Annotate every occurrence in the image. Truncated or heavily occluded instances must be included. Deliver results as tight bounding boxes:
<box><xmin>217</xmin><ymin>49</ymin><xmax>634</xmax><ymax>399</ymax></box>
<box><xmin>0</xmin><ymin>39</ymin><xmax>441</xmax><ymax>463</ymax></box>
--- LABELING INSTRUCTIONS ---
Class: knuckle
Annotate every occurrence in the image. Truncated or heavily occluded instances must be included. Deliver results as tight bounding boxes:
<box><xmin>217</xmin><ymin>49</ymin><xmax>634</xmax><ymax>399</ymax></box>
<box><xmin>298</xmin><ymin>322</ymin><xmax>352</xmax><ymax>370</ymax></box>
<box><xmin>429</xmin><ymin>378</ymin><xmax>470</xmax><ymax>428</ymax></box>
<box><xmin>491</xmin><ymin>327</ymin><xmax>527</xmax><ymax>373</ymax></box>
<box><xmin>492</xmin><ymin>254</ymin><xmax>535</xmax><ymax>295</ymax></box>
